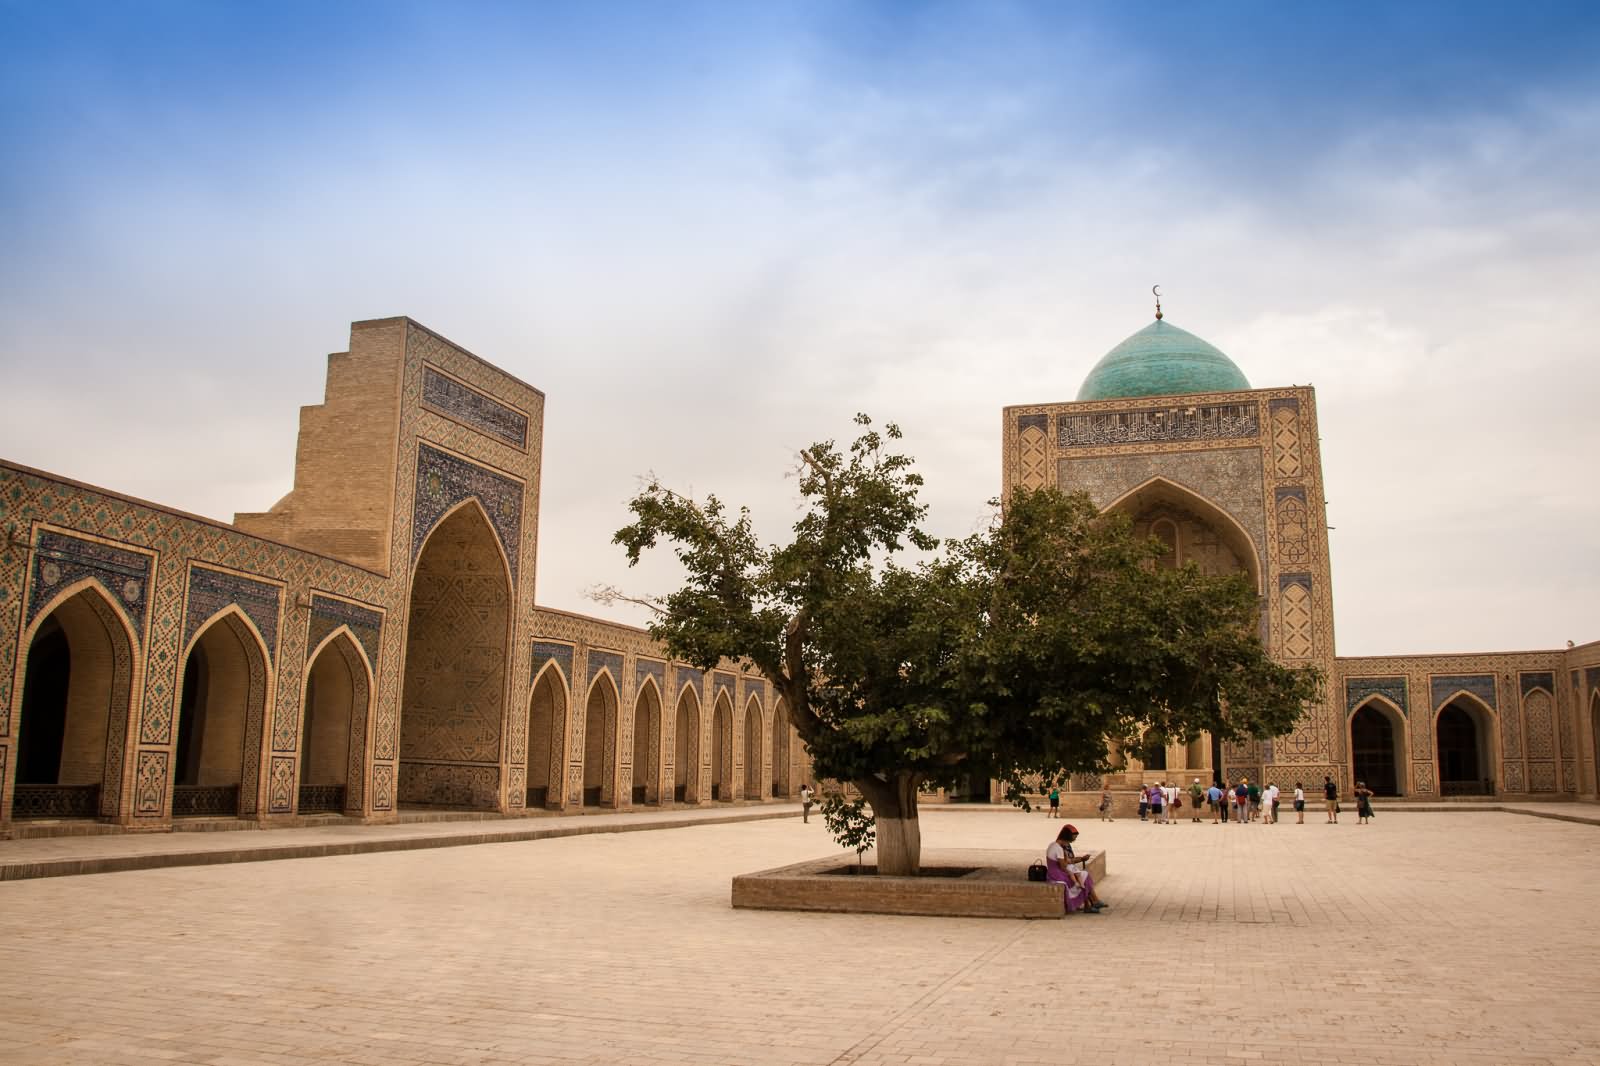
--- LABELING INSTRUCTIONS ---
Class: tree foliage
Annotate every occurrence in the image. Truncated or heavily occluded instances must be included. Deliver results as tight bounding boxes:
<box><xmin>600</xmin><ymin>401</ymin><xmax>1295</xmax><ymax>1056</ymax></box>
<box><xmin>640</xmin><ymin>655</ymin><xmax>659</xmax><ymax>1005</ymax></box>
<box><xmin>613</xmin><ymin>415</ymin><xmax>1322</xmax><ymax>874</ymax></box>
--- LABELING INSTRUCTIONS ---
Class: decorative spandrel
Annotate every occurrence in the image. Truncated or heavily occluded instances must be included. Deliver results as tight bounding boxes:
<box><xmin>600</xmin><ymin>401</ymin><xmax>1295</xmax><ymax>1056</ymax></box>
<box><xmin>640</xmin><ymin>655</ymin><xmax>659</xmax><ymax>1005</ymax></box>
<box><xmin>412</xmin><ymin>443</ymin><xmax>524</xmax><ymax>585</ymax></box>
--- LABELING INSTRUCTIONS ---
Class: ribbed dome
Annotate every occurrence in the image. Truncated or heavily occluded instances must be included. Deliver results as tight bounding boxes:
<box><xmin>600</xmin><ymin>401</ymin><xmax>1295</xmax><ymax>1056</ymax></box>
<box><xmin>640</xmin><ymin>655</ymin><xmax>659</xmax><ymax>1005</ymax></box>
<box><xmin>1076</xmin><ymin>319</ymin><xmax>1250</xmax><ymax>401</ymax></box>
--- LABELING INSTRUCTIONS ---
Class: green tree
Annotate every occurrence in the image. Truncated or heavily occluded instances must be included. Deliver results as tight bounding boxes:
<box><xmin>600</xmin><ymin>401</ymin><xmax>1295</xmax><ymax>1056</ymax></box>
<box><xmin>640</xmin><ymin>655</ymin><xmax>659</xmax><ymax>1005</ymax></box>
<box><xmin>612</xmin><ymin>415</ymin><xmax>1321</xmax><ymax>875</ymax></box>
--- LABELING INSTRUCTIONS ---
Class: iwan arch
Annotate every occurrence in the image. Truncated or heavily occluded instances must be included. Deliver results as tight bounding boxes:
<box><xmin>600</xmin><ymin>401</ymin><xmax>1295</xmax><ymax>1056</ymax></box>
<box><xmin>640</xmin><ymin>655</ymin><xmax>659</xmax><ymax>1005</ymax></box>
<box><xmin>1</xmin><ymin>311</ymin><xmax>1597</xmax><ymax>835</ymax></box>
<box><xmin>0</xmin><ymin>318</ymin><xmax>808</xmax><ymax>831</ymax></box>
<box><xmin>1002</xmin><ymin>309</ymin><xmax>1600</xmax><ymax>801</ymax></box>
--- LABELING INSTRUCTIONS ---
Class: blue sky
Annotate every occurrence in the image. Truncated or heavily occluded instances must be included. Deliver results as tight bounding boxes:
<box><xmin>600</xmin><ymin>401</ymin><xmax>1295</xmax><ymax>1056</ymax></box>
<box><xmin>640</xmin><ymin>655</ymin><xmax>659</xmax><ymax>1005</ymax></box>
<box><xmin>2</xmin><ymin>0</ymin><xmax>1597</xmax><ymax>654</ymax></box>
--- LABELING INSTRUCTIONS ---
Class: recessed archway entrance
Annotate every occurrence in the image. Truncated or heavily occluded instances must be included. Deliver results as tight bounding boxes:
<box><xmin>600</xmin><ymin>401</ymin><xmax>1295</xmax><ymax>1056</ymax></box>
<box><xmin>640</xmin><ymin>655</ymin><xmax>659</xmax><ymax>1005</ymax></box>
<box><xmin>1591</xmin><ymin>690</ymin><xmax>1600</xmax><ymax>796</ymax></box>
<box><xmin>674</xmin><ymin>686</ymin><xmax>700</xmax><ymax>804</ymax></box>
<box><xmin>299</xmin><ymin>631</ymin><xmax>366</xmax><ymax>814</ymax></box>
<box><xmin>13</xmin><ymin>585</ymin><xmax>136</xmax><ymax>820</ymax></box>
<box><xmin>1436</xmin><ymin>697</ymin><xmax>1494</xmax><ymax>796</ymax></box>
<box><xmin>742</xmin><ymin>696</ymin><xmax>762</xmax><ymax>801</ymax></box>
<box><xmin>175</xmin><ymin>611</ymin><xmax>269</xmax><ymax>818</ymax></box>
<box><xmin>399</xmin><ymin>503</ymin><xmax>509</xmax><ymax>810</ymax></box>
<box><xmin>527</xmin><ymin>665</ymin><xmax>567</xmax><ymax>809</ymax></box>
<box><xmin>632</xmin><ymin>680</ymin><xmax>661</xmax><ymax>806</ymax></box>
<box><xmin>770</xmin><ymin>701</ymin><xmax>790</xmax><ymax>798</ymax></box>
<box><xmin>582</xmin><ymin>673</ymin><xmax>619</xmax><ymax>807</ymax></box>
<box><xmin>711</xmin><ymin>693</ymin><xmax>733</xmax><ymax>801</ymax></box>
<box><xmin>1350</xmin><ymin>699</ymin><xmax>1405</xmax><ymax>797</ymax></box>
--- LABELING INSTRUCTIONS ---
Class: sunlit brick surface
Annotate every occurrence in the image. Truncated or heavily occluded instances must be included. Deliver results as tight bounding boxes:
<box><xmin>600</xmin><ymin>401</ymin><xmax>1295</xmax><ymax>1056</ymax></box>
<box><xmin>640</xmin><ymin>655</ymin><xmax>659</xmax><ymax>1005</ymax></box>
<box><xmin>2</xmin><ymin>809</ymin><xmax>1597</xmax><ymax>1065</ymax></box>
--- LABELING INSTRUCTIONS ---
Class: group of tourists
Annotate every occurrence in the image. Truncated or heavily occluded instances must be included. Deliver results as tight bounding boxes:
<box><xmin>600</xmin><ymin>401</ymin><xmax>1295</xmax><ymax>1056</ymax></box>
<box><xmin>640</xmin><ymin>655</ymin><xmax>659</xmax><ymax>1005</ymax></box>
<box><xmin>1091</xmin><ymin>774</ymin><xmax>1379</xmax><ymax>826</ymax></box>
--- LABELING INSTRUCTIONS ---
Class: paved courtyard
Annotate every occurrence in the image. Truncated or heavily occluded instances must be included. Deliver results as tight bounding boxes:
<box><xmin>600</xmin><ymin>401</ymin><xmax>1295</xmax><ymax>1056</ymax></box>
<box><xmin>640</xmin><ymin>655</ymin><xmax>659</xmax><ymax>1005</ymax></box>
<box><xmin>2</xmin><ymin>808</ymin><xmax>1598</xmax><ymax>1066</ymax></box>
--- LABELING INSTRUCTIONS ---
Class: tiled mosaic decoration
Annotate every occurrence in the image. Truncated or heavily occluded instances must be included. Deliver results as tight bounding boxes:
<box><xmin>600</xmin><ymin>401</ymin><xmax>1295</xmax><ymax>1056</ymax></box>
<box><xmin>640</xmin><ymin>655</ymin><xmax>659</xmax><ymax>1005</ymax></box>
<box><xmin>411</xmin><ymin>443</ymin><xmax>524</xmax><ymax>585</ymax></box>
<box><xmin>421</xmin><ymin>365</ymin><xmax>529</xmax><ymax>449</ymax></box>
<box><xmin>308</xmin><ymin>596</ymin><xmax>383</xmax><ymax>672</ymax></box>
<box><xmin>183</xmin><ymin>566</ymin><xmax>283</xmax><ymax>661</ymax></box>
<box><xmin>26</xmin><ymin>530</ymin><xmax>154</xmax><ymax>642</ymax></box>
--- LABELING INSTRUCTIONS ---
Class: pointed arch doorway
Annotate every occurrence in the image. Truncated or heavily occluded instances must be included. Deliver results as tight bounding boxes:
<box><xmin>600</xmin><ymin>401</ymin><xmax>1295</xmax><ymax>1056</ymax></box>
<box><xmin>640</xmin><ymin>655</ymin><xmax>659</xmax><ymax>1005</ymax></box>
<box><xmin>1350</xmin><ymin>699</ymin><xmax>1405</xmax><ymax>797</ymax></box>
<box><xmin>398</xmin><ymin>503</ymin><xmax>510</xmax><ymax>811</ymax></box>
<box><xmin>298</xmin><ymin>631</ymin><xmax>368</xmax><ymax>814</ymax></box>
<box><xmin>674</xmin><ymin>686</ymin><xmax>700</xmax><ymax>805</ymax></box>
<box><xmin>174</xmin><ymin>611</ymin><xmax>270</xmax><ymax>818</ymax></box>
<box><xmin>1437</xmin><ymin>697</ymin><xmax>1494</xmax><ymax>796</ymax></box>
<box><xmin>12</xmin><ymin>585</ymin><xmax>137</xmax><ymax>820</ymax></box>
<box><xmin>632</xmin><ymin>681</ymin><xmax>661</xmax><ymax>806</ymax></box>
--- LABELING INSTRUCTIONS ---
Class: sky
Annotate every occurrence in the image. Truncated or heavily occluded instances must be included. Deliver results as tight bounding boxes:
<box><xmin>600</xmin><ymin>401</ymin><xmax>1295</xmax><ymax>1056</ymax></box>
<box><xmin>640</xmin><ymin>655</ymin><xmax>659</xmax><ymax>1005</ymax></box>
<box><xmin>1</xmin><ymin>0</ymin><xmax>1596</xmax><ymax>656</ymax></box>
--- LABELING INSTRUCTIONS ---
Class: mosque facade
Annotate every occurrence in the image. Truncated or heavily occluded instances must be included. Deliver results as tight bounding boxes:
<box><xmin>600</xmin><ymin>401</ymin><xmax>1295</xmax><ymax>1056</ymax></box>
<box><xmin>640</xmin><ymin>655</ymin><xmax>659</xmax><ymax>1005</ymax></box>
<box><xmin>1003</xmin><ymin>311</ymin><xmax>1600</xmax><ymax>801</ymax></box>
<box><xmin>0</xmin><ymin>312</ymin><xmax>1597</xmax><ymax>836</ymax></box>
<box><xmin>0</xmin><ymin>318</ymin><xmax>805</xmax><ymax>832</ymax></box>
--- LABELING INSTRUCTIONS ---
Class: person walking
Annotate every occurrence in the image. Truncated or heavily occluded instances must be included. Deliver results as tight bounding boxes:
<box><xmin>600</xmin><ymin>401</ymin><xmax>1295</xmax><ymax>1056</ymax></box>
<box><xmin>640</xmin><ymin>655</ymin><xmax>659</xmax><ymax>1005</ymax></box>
<box><xmin>1246</xmin><ymin>779</ymin><xmax>1262</xmax><ymax>822</ymax></box>
<box><xmin>1206</xmin><ymin>781</ymin><xmax>1223</xmax><ymax>824</ymax></box>
<box><xmin>1138</xmin><ymin>786</ymin><xmax>1150</xmax><ymax>822</ymax></box>
<box><xmin>1264</xmin><ymin>782</ymin><xmax>1280</xmax><ymax>824</ymax></box>
<box><xmin>1293</xmin><ymin>782</ymin><xmax>1306</xmax><ymax>823</ymax></box>
<box><xmin>800</xmin><ymin>783</ymin><xmax>815</xmax><ymax>823</ymax></box>
<box><xmin>1188</xmin><ymin>777</ymin><xmax>1205</xmax><ymax>823</ymax></box>
<box><xmin>1098</xmin><ymin>789</ymin><xmax>1113</xmax><ymax>822</ymax></box>
<box><xmin>1233</xmin><ymin>779</ymin><xmax>1249</xmax><ymax>824</ymax></box>
<box><xmin>1323</xmin><ymin>776</ymin><xmax>1339</xmax><ymax>823</ymax></box>
<box><xmin>1048</xmin><ymin>785</ymin><xmax>1061</xmax><ymax>819</ymax></box>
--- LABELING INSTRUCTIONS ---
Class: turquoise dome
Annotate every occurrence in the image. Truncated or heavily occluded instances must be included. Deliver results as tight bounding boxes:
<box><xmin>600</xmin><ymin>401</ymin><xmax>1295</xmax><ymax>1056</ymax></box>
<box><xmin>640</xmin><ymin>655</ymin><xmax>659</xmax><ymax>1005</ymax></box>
<box><xmin>1076</xmin><ymin>319</ymin><xmax>1250</xmax><ymax>401</ymax></box>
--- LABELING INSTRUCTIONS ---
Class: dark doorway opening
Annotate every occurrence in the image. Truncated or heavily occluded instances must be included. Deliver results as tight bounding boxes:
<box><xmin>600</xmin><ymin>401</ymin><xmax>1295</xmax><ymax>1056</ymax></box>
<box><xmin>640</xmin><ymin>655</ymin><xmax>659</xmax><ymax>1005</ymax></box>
<box><xmin>1437</xmin><ymin>701</ymin><xmax>1492</xmax><ymax>795</ymax></box>
<box><xmin>1351</xmin><ymin>702</ymin><xmax>1402</xmax><ymax>797</ymax></box>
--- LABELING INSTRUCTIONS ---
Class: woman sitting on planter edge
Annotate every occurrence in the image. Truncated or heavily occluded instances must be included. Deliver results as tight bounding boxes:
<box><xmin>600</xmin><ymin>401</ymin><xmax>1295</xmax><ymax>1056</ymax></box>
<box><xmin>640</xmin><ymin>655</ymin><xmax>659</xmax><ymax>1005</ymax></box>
<box><xmin>1045</xmin><ymin>824</ymin><xmax>1107</xmax><ymax>915</ymax></box>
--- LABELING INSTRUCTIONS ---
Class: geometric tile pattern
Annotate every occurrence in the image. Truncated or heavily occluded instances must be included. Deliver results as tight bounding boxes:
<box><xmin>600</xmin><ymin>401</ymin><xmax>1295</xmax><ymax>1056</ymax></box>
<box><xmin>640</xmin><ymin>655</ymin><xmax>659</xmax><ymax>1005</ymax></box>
<box><xmin>1273</xmin><ymin>487</ymin><xmax>1310</xmax><ymax>566</ymax></box>
<box><xmin>1017</xmin><ymin>423</ymin><xmax>1048</xmax><ymax>490</ymax></box>
<box><xmin>1269</xmin><ymin>398</ymin><xmax>1303</xmax><ymax>478</ymax></box>
<box><xmin>307</xmin><ymin>596</ymin><xmax>383</xmax><ymax>672</ymax></box>
<box><xmin>1411</xmin><ymin>760</ymin><xmax>1435</xmax><ymax>794</ymax></box>
<box><xmin>532</xmin><ymin>641</ymin><xmax>575</xmax><ymax>685</ymax></box>
<box><xmin>1278</xmin><ymin>578</ymin><xmax>1314</xmax><ymax>660</ymax></box>
<box><xmin>1524</xmin><ymin>689</ymin><xmax>1555</xmax><ymax>760</ymax></box>
<box><xmin>411</xmin><ymin>443</ymin><xmax>524</xmax><ymax>586</ymax></box>
<box><xmin>1345</xmin><ymin>676</ymin><xmax>1407</xmax><ymax>714</ymax></box>
<box><xmin>1520</xmin><ymin>671</ymin><xmax>1555</xmax><ymax>697</ymax></box>
<box><xmin>26</xmin><ymin>530</ymin><xmax>154</xmax><ymax>642</ymax></box>
<box><xmin>183</xmin><ymin>566</ymin><xmax>283</xmax><ymax>661</ymax></box>
<box><xmin>587</xmin><ymin>650</ymin><xmax>623</xmax><ymax>690</ymax></box>
<box><xmin>1430</xmin><ymin>674</ymin><xmax>1497</xmax><ymax>712</ymax></box>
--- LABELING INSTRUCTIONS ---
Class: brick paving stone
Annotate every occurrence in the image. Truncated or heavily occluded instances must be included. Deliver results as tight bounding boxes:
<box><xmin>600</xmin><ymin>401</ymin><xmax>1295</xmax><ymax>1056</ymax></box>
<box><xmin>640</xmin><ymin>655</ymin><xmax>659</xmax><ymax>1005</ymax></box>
<box><xmin>2</xmin><ymin>809</ymin><xmax>1599</xmax><ymax>1065</ymax></box>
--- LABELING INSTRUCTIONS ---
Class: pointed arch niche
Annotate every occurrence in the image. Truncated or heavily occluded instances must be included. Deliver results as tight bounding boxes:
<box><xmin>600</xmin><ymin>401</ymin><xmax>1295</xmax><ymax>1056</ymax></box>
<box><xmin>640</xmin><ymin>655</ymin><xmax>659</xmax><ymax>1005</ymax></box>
<box><xmin>11</xmin><ymin>582</ymin><xmax>138</xmax><ymax>820</ymax></box>
<box><xmin>742</xmin><ymin>695</ymin><xmax>763</xmax><ymax>801</ymax></box>
<box><xmin>582</xmin><ymin>672</ymin><xmax>619</xmax><ymax>807</ymax></box>
<box><xmin>674</xmin><ymin>685</ymin><xmax>701</xmax><ymax>805</ymax></box>
<box><xmin>526</xmin><ymin>663</ymin><xmax>568</xmax><ymax>810</ymax></box>
<box><xmin>1102</xmin><ymin>477</ymin><xmax>1262</xmax><ymax>593</ymax></box>
<box><xmin>399</xmin><ymin>502</ymin><xmax>510</xmax><ymax>810</ymax></box>
<box><xmin>174</xmin><ymin>609</ymin><xmax>270</xmax><ymax>818</ymax></box>
<box><xmin>770</xmin><ymin>699</ymin><xmax>792</xmax><ymax>799</ymax></box>
<box><xmin>299</xmin><ymin>629</ymin><xmax>369</xmax><ymax>814</ymax></box>
<box><xmin>1349</xmin><ymin>697</ymin><xmax>1406</xmax><ymax>797</ymax></box>
<box><xmin>632</xmin><ymin>679</ymin><xmax>662</xmax><ymax>806</ymax></box>
<box><xmin>711</xmin><ymin>692</ymin><xmax>734</xmax><ymax>801</ymax></box>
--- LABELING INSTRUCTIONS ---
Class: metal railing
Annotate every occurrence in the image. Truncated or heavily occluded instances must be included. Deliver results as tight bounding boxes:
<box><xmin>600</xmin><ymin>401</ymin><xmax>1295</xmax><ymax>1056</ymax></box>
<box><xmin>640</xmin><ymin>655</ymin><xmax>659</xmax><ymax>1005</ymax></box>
<box><xmin>172</xmin><ymin>785</ymin><xmax>239</xmax><ymax>817</ymax></box>
<box><xmin>1440</xmin><ymin>779</ymin><xmax>1496</xmax><ymax>797</ymax></box>
<box><xmin>297</xmin><ymin>784</ymin><xmax>345</xmax><ymax>814</ymax></box>
<box><xmin>11</xmin><ymin>783</ymin><xmax>100</xmax><ymax>819</ymax></box>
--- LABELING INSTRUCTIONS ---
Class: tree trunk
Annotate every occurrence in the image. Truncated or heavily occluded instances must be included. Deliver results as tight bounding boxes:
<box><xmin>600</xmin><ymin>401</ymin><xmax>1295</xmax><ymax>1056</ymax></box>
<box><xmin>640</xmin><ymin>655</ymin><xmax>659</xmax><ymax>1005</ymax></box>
<box><xmin>857</xmin><ymin>773</ymin><xmax>922</xmax><ymax>876</ymax></box>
